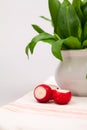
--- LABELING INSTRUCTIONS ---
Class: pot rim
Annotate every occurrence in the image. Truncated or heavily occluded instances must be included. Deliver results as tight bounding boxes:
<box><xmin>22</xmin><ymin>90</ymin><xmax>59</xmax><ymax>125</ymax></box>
<box><xmin>61</xmin><ymin>49</ymin><xmax>87</xmax><ymax>57</ymax></box>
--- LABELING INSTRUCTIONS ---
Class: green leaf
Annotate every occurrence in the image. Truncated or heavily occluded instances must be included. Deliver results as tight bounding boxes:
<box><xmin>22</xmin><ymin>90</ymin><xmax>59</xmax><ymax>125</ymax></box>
<box><xmin>56</xmin><ymin>0</ymin><xmax>82</xmax><ymax>39</ymax></box>
<box><xmin>32</xmin><ymin>24</ymin><xmax>45</xmax><ymax>33</ymax></box>
<box><xmin>42</xmin><ymin>39</ymin><xmax>56</xmax><ymax>44</ymax></box>
<box><xmin>54</xmin><ymin>33</ymin><xmax>61</xmax><ymax>40</ymax></box>
<box><xmin>64</xmin><ymin>36</ymin><xmax>81</xmax><ymax>49</ymax></box>
<box><xmin>40</xmin><ymin>16</ymin><xmax>51</xmax><ymax>22</ymax></box>
<box><xmin>81</xmin><ymin>1</ymin><xmax>87</xmax><ymax>20</ymax></box>
<box><xmin>51</xmin><ymin>39</ymin><xmax>64</xmax><ymax>61</ymax></box>
<box><xmin>48</xmin><ymin>0</ymin><xmax>61</xmax><ymax>33</ymax></box>
<box><xmin>83</xmin><ymin>21</ymin><xmax>87</xmax><ymax>40</ymax></box>
<box><xmin>82</xmin><ymin>39</ymin><xmax>87</xmax><ymax>48</ymax></box>
<box><xmin>72</xmin><ymin>0</ymin><xmax>84</xmax><ymax>26</ymax></box>
<box><xmin>62</xmin><ymin>44</ymin><xmax>69</xmax><ymax>50</ymax></box>
<box><xmin>25</xmin><ymin>44</ymin><xmax>30</xmax><ymax>57</ymax></box>
<box><xmin>25</xmin><ymin>32</ymin><xmax>56</xmax><ymax>57</ymax></box>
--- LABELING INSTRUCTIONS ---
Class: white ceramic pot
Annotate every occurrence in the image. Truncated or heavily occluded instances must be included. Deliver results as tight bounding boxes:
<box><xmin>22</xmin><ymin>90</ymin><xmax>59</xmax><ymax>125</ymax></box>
<box><xmin>55</xmin><ymin>49</ymin><xmax>87</xmax><ymax>96</ymax></box>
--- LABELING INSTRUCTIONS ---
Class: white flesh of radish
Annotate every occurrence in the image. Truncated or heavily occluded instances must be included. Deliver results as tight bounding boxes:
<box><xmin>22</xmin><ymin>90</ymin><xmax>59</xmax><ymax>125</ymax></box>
<box><xmin>57</xmin><ymin>89</ymin><xmax>70</xmax><ymax>93</ymax></box>
<box><xmin>35</xmin><ymin>86</ymin><xmax>46</xmax><ymax>99</ymax></box>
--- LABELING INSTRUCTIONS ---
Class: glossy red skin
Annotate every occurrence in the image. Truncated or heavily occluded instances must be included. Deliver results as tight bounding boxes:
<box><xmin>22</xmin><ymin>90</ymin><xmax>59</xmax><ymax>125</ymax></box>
<box><xmin>53</xmin><ymin>90</ymin><xmax>72</xmax><ymax>105</ymax></box>
<box><xmin>50</xmin><ymin>89</ymin><xmax>57</xmax><ymax>100</ymax></box>
<box><xmin>34</xmin><ymin>84</ymin><xmax>52</xmax><ymax>103</ymax></box>
<box><xmin>50</xmin><ymin>88</ymin><xmax>59</xmax><ymax>100</ymax></box>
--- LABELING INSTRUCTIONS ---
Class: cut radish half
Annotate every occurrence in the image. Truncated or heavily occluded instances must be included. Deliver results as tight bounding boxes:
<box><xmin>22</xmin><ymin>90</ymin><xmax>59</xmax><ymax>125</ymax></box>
<box><xmin>48</xmin><ymin>85</ymin><xmax>59</xmax><ymax>100</ymax></box>
<box><xmin>34</xmin><ymin>84</ymin><xmax>52</xmax><ymax>103</ymax></box>
<box><xmin>53</xmin><ymin>89</ymin><xmax>72</xmax><ymax>105</ymax></box>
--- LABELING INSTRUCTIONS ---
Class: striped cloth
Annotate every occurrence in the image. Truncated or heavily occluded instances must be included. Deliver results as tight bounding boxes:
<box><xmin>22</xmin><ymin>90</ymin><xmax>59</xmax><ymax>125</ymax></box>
<box><xmin>0</xmin><ymin>76</ymin><xmax>87</xmax><ymax>130</ymax></box>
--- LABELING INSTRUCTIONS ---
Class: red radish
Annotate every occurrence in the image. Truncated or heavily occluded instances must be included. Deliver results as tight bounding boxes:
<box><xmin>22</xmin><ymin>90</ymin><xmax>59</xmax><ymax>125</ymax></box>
<box><xmin>49</xmin><ymin>85</ymin><xmax>59</xmax><ymax>100</ymax></box>
<box><xmin>53</xmin><ymin>89</ymin><xmax>72</xmax><ymax>105</ymax></box>
<box><xmin>34</xmin><ymin>84</ymin><xmax>52</xmax><ymax>103</ymax></box>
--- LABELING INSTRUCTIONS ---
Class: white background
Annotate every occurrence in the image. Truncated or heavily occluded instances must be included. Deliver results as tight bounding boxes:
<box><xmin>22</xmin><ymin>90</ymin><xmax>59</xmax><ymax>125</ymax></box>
<box><xmin>0</xmin><ymin>0</ymin><xmax>61</xmax><ymax>105</ymax></box>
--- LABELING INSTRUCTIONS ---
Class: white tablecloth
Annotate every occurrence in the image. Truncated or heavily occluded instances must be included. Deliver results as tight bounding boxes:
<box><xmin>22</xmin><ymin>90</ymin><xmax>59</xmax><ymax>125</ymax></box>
<box><xmin>0</xmin><ymin>76</ymin><xmax>87</xmax><ymax>130</ymax></box>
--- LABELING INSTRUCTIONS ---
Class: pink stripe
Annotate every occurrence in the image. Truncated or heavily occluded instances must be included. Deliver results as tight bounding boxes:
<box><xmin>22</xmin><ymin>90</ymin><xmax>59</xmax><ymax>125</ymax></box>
<box><xmin>2</xmin><ymin>102</ymin><xmax>87</xmax><ymax>119</ymax></box>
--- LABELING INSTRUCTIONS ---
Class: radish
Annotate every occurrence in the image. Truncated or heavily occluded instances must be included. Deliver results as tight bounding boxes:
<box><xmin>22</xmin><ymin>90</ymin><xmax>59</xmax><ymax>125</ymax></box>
<box><xmin>34</xmin><ymin>84</ymin><xmax>52</xmax><ymax>103</ymax></box>
<box><xmin>49</xmin><ymin>85</ymin><xmax>59</xmax><ymax>100</ymax></box>
<box><xmin>53</xmin><ymin>89</ymin><xmax>72</xmax><ymax>105</ymax></box>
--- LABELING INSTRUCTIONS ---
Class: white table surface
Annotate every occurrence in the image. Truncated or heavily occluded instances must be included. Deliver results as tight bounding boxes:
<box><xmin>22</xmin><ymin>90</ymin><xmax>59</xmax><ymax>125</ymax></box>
<box><xmin>0</xmin><ymin>76</ymin><xmax>87</xmax><ymax>130</ymax></box>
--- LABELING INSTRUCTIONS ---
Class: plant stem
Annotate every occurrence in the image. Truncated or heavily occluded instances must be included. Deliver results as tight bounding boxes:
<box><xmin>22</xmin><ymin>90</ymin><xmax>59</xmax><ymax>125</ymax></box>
<box><xmin>54</xmin><ymin>33</ymin><xmax>61</xmax><ymax>40</ymax></box>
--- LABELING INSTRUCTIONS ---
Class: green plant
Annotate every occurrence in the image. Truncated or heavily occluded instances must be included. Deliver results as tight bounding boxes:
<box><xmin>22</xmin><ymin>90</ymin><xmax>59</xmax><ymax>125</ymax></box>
<box><xmin>25</xmin><ymin>0</ymin><xmax>87</xmax><ymax>61</ymax></box>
